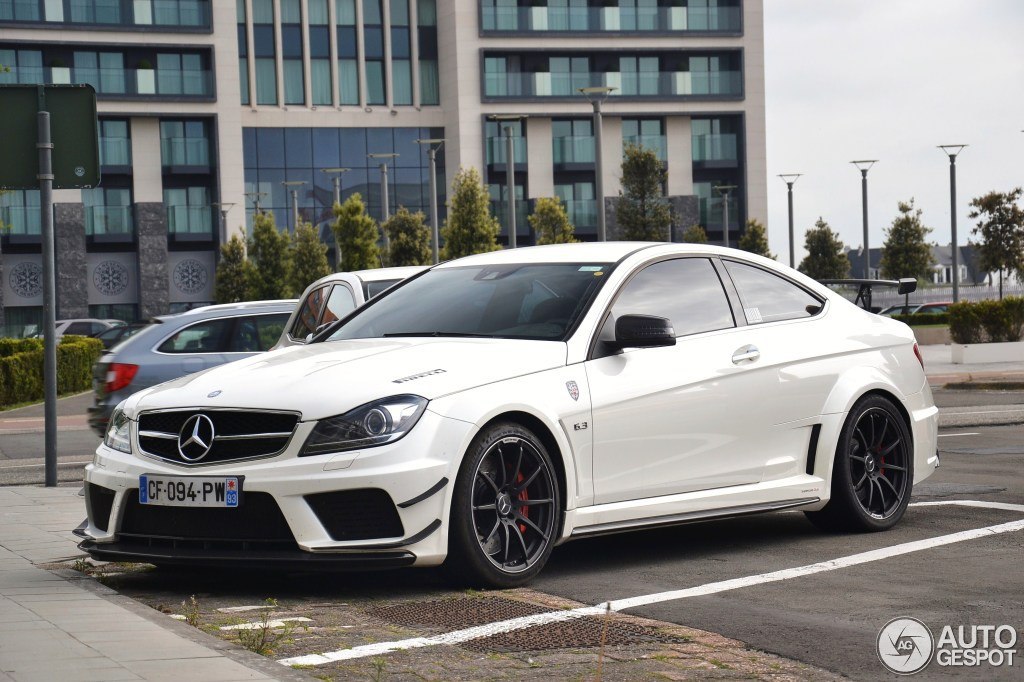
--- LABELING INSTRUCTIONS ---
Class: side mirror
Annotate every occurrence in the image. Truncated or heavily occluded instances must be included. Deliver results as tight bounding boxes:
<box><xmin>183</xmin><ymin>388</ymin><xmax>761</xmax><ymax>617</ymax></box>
<box><xmin>897</xmin><ymin>278</ymin><xmax>917</xmax><ymax>295</ymax></box>
<box><xmin>611</xmin><ymin>314</ymin><xmax>676</xmax><ymax>350</ymax></box>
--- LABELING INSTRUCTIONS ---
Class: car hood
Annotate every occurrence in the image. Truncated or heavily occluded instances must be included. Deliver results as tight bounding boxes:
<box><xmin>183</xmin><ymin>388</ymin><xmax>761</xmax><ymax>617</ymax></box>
<box><xmin>124</xmin><ymin>338</ymin><xmax>568</xmax><ymax>420</ymax></box>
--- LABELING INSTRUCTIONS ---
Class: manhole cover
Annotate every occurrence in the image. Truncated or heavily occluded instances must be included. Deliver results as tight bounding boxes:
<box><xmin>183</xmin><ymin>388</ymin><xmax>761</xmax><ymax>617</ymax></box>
<box><xmin>367</xmin><ymin>596</ymin><xmax>549</xmax><ymax>629</ymax></box>
<box><xmin>464</xmin><ymin>615</ymin><xmax>689</xmax><ymax>653</ymax></box>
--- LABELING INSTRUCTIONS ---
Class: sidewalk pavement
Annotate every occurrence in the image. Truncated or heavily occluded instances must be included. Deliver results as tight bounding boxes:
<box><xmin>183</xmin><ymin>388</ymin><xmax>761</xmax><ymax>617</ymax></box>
<box><xmin>0</xmin><ymin>486</ymin><xmax>310</xmax><ymax>682</ymax></box>
<box><xmin>0</xmin><ymin>345</ymin><xmax>1020</xmax><ymax>681</ymax></box>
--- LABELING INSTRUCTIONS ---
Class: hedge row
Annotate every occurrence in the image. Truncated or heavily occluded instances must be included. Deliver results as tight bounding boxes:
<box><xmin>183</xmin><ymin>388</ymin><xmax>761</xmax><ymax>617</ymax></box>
<box><xmin>948</xmin><ymin>297</ymin><xmax>1024</xmax><ymax>344</ymax></box>
<box><xmin>0</xmin><ymin>335</ymin><xmax>104</xmax><ymax>408</ymax></box>
<box><xmin>892</xmin><ymin>312</ymin><xmax>950</xmax><ymax>327</ymax></box>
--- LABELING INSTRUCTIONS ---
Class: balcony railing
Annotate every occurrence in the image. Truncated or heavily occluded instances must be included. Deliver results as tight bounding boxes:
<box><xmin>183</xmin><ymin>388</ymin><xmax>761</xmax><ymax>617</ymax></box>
<box><xmin>167</xmin><ymin>205</ymin><xmax>213</xmax><ymax>235</ymax></box>
<box><xmin>482</xmin><ymin>5</ymin><xmax>741</xmax><ymax>33</ymax></box>
<box><xmin>490</xmin><ymin>199</ymin><xmax>531</xmax><ymax>236</ymax></box>
<box><xmin>0</xmin><ymin>65</ymin><xmax>212</xmax><ymax>97</ymax></box>
<box><xmin>485</xmin><ymin>69</ymin><xmax>741</xmax><ymax>98</ymax></box>
<box><xmin>692</xmin><ymin>133</ymin><xmax>738</xmax><ymax>162</ymax></box>
<box><xmin>100</xmin><ymin>138</ymin><xmax>132</xmax><ymax>166</ymax></box>
<box><xmin>553</xmin><ymin>136</ymin><xmax>595</xmax><ymax>164</ymax></box>
<box><xmin>485</xmin><ymin>137</ymin><xmax>528</xmax><ymax>165</ymax></box>
<box><xmin>623</xmin><ymin>134</ymin><xmax>667</xmax><ymax>160</ymax></box>
<box><xmin>0</xmin><ymin>207</ymin><xmax>41</xmax><ymax>236</ymax></box>
<box><xmin>562</xmin><ymin>199</ymin><xmax>596</xmax><ymax>229</ymax></box>
<box><xmin>85</xmin><ymin>206</ymin><xmax>134</xmax><ymax>237</ymax></box>
<box><xmin>161</xmin><ymin>137</ymin><xmax>210</xmax><ymax>167</ymax></box>
<box><xmin>0</xmin><ymin>0</ymin><xmax>211</xmax><ymax>27</ymax></box>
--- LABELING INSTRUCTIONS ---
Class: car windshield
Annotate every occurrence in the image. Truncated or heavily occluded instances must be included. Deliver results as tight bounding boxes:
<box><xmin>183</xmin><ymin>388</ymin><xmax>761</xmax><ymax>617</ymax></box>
<box><xmin>327</xmin><ymin>263</ymin><xmax>612</xmax><ymax>342</ymax></box>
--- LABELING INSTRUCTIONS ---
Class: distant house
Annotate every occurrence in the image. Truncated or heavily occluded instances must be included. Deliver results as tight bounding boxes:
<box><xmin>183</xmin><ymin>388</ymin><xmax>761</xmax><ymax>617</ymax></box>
<box><xmin>845</xmin><ymin>245</ymin><xmax>990</xmax><ymax>284</ymax></box>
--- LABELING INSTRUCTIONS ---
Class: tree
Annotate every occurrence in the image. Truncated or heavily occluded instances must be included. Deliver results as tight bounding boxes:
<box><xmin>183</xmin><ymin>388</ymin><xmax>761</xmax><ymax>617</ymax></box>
<box><xmin>332</xmin><ymin>192</ymin><xmax>381</xmax><ymax>271</ymax></box>
<box><xmin>213</xmin><ymin>234</ymin><xmax>257</xmax><ymax>303</ymax></box>
<box><xmin>383</xmin><ymin>207</ymin><xmax>432</xmax><ymax>266</ymax></box>
<box><xmin>798</xmin><ymin>218</ymin><xmax>850</xmax><ymax>280</ymax></box>
<box><xmin>529</xmin><ymin>197</ymin><xmax>577</xmax><ymax>245</ymax></box>
<box><xmin>680</xmin><ymin>225</ymin><xmax>708</xmax><ymax>244</ymax></box>
<box><xmin>615</xmin><ymin>143</ymin><xmax>672</xmax><ymax>241</ymax></box>
<box><xmin>247</xmin><ymin>211</ymin><xmax>292</xmax><ymax>299</ymax></box>
<box><xmin>289</xmin><ymin>221</ymin><xmax>331</xmax><ymax>294</ymax></box>
<box><xmin>738</xmin><ymin>219</ymin><xmax>775</xmax><ymax>259</ymax></box>
<box><xmin>441</xmin><ymin>167</ymin><xmax>501</xmax><ymax>259</ymax></box>
<box><xmin>968</xmin><ymin>188</ymin><xmax>1024</xmax><ymax>299</ymax></box>
<box><xmin>879</xmin><ymin>199</ymin><xmax>935</xmax><ymax>282</ymax></box>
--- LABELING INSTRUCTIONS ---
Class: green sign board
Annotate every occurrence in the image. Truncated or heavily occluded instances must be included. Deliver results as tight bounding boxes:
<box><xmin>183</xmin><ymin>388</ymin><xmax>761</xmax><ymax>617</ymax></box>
<box><xmin>0</xmin><ymin>84</ymin><xmax>100</xmax><ymax>190</ymax></box>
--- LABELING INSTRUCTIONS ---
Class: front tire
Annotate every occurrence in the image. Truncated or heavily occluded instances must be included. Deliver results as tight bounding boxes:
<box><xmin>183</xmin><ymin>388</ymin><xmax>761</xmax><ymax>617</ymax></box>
<box><xmin>445</xmin><ymin>422</ymin><xmax>561</xmax><ymax>588</ymax></box>
<box><xmin>806</xmin><ymin>395</ymin><xmax>913</xmax><ymax>532</ymax></box>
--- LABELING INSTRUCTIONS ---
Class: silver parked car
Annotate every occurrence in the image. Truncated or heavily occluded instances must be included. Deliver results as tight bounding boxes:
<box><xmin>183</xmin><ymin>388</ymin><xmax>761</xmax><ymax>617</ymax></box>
<box><xmin>87</xmin><ymin>300</ymin><xmax>295</xmax><ymax>437</ymax></box>
<box><xmin>274</xmin><ymin>266</ymin><xmax>428</xmax><ymax>348</ymax></box>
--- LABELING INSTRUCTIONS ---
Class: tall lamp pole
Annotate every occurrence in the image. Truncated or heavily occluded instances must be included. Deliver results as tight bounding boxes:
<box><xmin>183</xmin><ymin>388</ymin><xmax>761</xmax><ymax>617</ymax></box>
<box><xmin>714</xmin><ymin>184</ymin><xmax>737</xmax><ymax>248</ymax></box>
<box><xmin>489</xmin><ymin>115</ymin><xmax>527</xmax><ymax>249</ymax></box>
<box><xmin>320</xmin><ymin>167</ymin><xmax>351</xmax><ymax>268</ymax></box>
<box><xmin>244</xmin><ymin>190</ymin><xmax>267</xmax><ymax>215</ymax></box>
<box><xmin>210</xmin><ymin>201</ymin><xmax>235</xmax><ymax>245</ymax></box>
<box><xmin>369</xmin><ymin>153</ymin><xmax>398</xmax><ymax>254</ymax></box>
<box><xmin>579</xmin><ymin>86</ymin><xmax>616</xmax><ymax>242</ymax></box>
<box><xmin>416</xmin><ymin>138</ymin><xmax>445</xmax><ymax>264</ymax></box>
<box><xmin>282</xmin><ymin>180</ymin><xmax>305</xmax><ymax>231</ymax></box>
<box><xmin>778</xmin><ymin>174</ymin><xmax>801</xmax><ymax>268</ymax></box>
<box><xmin>850</xmin><ymin>160</ymin><xmax>877</xmax><ymax>279</ymax></box>
<box><xmin>938</xmin><ymin>145</ymin><xmax>967</xmax><ymax>302</ymax></box>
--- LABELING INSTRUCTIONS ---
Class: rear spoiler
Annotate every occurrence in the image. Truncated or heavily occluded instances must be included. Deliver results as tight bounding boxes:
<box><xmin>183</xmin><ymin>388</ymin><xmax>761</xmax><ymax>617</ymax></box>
<box><xmin>818</xmin><ymin>278</ymin><xmax>917</xmax><ymax>312</ymax></box>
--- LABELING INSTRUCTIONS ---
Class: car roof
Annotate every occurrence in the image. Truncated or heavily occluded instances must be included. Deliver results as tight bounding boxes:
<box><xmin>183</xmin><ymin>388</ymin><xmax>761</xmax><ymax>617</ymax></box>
<box><xmin>152</xmin><ymin>300</ymin><xmax>297</xmax><ymax>323</ymax></box>
<box><xmin>351</xmin><ymin>265</ymin><xmax>430</xmax><ymax>282</ymax></box>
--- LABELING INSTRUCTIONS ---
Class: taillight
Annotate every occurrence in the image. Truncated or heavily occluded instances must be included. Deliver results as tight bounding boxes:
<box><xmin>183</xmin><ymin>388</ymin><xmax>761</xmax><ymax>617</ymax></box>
<box><xmin>913</xmin><ymin>343</ymin><xmax>924</xmax><ymax>370</ymax></box>
<box><xmin>106</xmin><ymin>363</ymin><xmax>139</xmax><ymax>393</ymax></box>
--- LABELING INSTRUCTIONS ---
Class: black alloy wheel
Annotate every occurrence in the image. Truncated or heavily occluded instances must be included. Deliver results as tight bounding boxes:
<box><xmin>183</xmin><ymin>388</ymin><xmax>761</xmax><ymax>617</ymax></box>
<box><xmin>447</xmin><ymin>423</ymin><xmax>560</xmax><ymax>587</ymax></box>
<box><xmin>806</xmin><ymin>395</ymin><xmax>914</xmax><ymax>532</ymax></box>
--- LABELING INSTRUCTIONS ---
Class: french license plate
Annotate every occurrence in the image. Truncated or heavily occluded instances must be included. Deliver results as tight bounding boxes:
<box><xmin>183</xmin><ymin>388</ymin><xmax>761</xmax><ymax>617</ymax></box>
<box><xmin>139</xmin><ymin>474</ymin><xmax>241</xmax><ymax>508</ymax></box>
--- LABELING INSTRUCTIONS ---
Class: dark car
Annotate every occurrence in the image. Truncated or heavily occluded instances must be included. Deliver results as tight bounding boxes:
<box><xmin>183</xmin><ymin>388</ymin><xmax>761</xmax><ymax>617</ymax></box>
<box><xmin>92</xmin><ymin>323</ymin><xmax>148</xmax><ymax>350</ymax></box>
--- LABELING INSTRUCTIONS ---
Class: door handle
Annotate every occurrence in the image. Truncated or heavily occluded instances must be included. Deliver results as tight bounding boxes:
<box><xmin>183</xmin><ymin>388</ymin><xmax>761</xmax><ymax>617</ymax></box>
<box><xmin>731</xmin><ymin>345</ymin><xmax>760</xmax><ymax>364</ymax></box>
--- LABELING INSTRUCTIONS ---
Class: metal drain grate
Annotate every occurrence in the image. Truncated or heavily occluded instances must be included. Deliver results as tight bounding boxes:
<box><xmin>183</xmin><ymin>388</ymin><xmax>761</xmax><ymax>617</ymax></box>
<box><xmin>464</xmin><ymin>616</ymin><xmax>688</xmax><ymax>653</ymax></box>
<box><xmin>366</xmin><ymin>596</ymin><xmax>689</xmax><ymax>653</ymax></box>
<box><xmin>366</xmin><ymin>596</ymin><xmax>549</xmax><ymax>629</ymax></box>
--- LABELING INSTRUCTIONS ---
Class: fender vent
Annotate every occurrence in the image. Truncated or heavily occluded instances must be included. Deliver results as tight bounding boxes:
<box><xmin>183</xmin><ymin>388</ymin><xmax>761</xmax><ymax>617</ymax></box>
<box><xmin>806</xmin><ymin>424</ymin><xmax>822</xmax><ymax>476</ymax></box>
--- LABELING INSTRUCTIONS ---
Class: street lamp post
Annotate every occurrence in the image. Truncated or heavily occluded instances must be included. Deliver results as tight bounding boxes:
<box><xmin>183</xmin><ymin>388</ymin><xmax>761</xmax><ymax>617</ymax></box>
<box><xmin>320</xmin><ymin>168</ymin><xmax>351</xmax><ymax>268</ymax></box>
<box><xmin>489</xmin><ymin>115</ymin><xmax>527</xmax><ymax>249</ymax></box>
<box><xmin>938</xmin><ymin>145</ymin><xmax>967</xmax><ymax>302</ymax></box>
<box><xmin>778</xmin><ymin>174</ymin><xmax>801</xmax><ymax>268</ymax></box>
<box><xmin>369</xmin><ymin>153</ymin><xmax>399</xmax><ymax>254</ymax></box>
<box><xmin>578</xmin><ymin>86</ymin><xmax>616</xmax><ymax>242</ymax></box>
<box><xmin>851</xmin><ymin>160</ymin><xmax>877</xmax><ymax>279</ymax></box>
<box><xmin>282</xmin><ymin>180</ymin><xmax>306</xmax><ymax>231</ymax></box>
<box><xmin>244</xmin><ymin>190</ymin><xmax>267</xmax><ymax>215</ymax></box>
<box><xmin>210</xmin><ymin>201</ymin><xmax>235</xmax><ymax>245</ymax></box>
<box><xmin>714</xmin><ymin>184</ymin><xmax>737</xmax><ymax>248</ymax></box>
<box><xmin>415</xmin><ymin>138</ymin><xmax>445</xmax><ymax>264</ymax></box>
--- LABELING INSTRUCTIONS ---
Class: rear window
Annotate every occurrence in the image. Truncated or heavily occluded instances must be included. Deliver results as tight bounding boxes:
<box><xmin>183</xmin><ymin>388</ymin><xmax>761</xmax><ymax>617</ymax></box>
<box><xmin>724</xmin><ymin>260</ymin><xmax>823</xmax><ymax>324</ymax></box>
<box><xmin>364</xmin><ymin>278</ymin><xmax>401</xmax><ymax>299</ymax></box>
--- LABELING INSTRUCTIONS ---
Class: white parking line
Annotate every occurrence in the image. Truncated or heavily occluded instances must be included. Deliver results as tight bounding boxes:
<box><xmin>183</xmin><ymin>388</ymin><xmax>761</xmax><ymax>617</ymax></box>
<box><xmin>221</xmin><ymin>617</ymin><xmax>312</xmax><ymax>631</ymax></box>
<box><xmin>277</xmin><ymin>500</ymin><xmax>1024</xmax><ymax>667</ymax></box>
<box><xmin>0</xmin><ymin>460</ymin><xmax>92</xmax><ymax>470</ymax></box>
<box><xmin>936</xmin><ymin>432</ymin><xmax>980</xmax><ymax>438</ymax></box>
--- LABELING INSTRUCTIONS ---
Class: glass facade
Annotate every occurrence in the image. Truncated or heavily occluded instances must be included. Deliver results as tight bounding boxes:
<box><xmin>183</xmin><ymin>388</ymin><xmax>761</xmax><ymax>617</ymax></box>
<box><xmin>622</xmin><ymin>118</ymin><xmax>666</xmax><ymax>160</ymax></box>
<box><xmin>481</xmin><ymin>0</ymin><xmax>740</xmax><ymax>33</ymax></box>
<box><xmin>483</xmin><ymin>50</ymin><xmax>741</xmax><ymax>99</ymax></box>
<box><xmin>0</xmin><ymin>0</ymin><xmax>212</xmax><ymax>28</ymax></box>
<box><xmin>242</xmin><ymin>126</ymin><xmax>446</xmax><ymax>231</ymax></box>
<box><xmin>99</xmin><ymin>119</ymin><xmax>131</xmax><ymax>167</ymax></box>
<box><xmin>82</xmin><ymin>186</ymin><xmax>134</xmax><ymax>238</ymax></box>
<box><xmin>692</xmin><ymin>114</ymin><xmax>743</xmax><ymax>237</ymax></box>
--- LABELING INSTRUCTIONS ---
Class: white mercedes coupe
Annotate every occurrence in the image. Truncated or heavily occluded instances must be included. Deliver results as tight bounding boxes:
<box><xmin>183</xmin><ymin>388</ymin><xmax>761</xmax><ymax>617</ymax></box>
<box><xmin>79</xmin><ymin>243</ymin><xmax>939</xmax><ymax>586</ymax></box>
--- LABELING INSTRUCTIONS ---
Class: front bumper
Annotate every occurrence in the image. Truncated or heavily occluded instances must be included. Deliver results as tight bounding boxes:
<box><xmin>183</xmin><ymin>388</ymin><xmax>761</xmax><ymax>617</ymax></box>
<box><xmin>80</xmin><ymin>408</ymin><xmax>474</xmax><ymax>568</ymax></box>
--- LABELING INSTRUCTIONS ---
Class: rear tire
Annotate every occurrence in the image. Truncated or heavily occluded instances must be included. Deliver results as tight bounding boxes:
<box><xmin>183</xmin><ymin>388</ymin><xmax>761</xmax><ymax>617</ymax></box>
<box><xmin>444</xmin><ymin>422</ymin><xmax>561</xmax><ymax>588</ymax></box>
<box><xmin>805</xmin><ymin>395</ymin><xmax>913</xmax><ymax>532</ymax></box>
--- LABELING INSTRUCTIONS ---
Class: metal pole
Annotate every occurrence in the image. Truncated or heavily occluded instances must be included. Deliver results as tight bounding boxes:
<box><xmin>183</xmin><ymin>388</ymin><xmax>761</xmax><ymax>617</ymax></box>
<box><xmin>37</xmin><ymin>108</ymin><xmax>57</xmax><ymax>487</ymax></box>
<box><xmin>786</xmin><ymin>183</ymin><xmax>795</xmax><ymax>268</ymax></box>
<box><xmin>220</xmin><ymin>209</ymin><xmax>228</xmax><ymax>245</ymax></box>
<box><xmin>428</xmin><ymin>147</ymin><xmax>439</xmax><ymax>263</ymax></box>
<box><xmin>332</xmin><ymin>176</ymin><xmax>341</xmax><ymax>207</ymax></box>
<box><xmin>505</xmin><ymin>125</ymin><xmax>517</xmax><ymax>249</ymax></box>
<box><xmin>291</xmin><ymin>189</ymin><xmax>299</xmax><ymax>230</ymax></box>
<box><xmin>593</xmin><ymin>100</ymin><xmax>606</xmax><ymax>242</ymax></box>
<box><xmin>949</xmin><ymin>155</ymin><xmax>960</xmax><ymax>303</ymax></box>
<box><xmin>721</xmin><ymin>189</ymin><xmax>730</xmax><ymax>248</ymax></box>
<box><xmin>380</xmin><ymin>163</ymin><xmax>390</xmax><ymax>221</ymax></box>
<box><xmin>333</xmin><ymin>177</ymin><xmax>343</xmax><ymax>268</ymax></box>
<box><xmin>860</xmin><ymin>169</ymin><xmax>870</xmax><ymax>278</ymax></box>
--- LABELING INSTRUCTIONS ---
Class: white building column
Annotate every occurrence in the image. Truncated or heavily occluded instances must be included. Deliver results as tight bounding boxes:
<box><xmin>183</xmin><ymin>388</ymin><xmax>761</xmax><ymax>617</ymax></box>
<box><xmin>526</xmin><ymin>117</ymin><xmax>553</xmax><ymax>199</ymax></box>
<box><xmin>666</xmin><ymin>115</ymin><xmax>693</xmax><ymax>196</ymax></box>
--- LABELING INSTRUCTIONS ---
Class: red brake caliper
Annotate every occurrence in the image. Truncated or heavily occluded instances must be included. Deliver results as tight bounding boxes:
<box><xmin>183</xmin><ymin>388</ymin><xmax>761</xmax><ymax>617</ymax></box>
<box><xmin>516</xmin><ymin>472</ymin><xmax>529</xmax><ymax>533</ymax></box>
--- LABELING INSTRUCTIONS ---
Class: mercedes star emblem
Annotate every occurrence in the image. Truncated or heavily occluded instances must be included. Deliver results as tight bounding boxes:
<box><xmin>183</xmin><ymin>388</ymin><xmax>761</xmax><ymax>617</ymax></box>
<box><xmin>178</xmin><ymin>414</ymin><xmax>216</xmax><ymax>462</ymax></box>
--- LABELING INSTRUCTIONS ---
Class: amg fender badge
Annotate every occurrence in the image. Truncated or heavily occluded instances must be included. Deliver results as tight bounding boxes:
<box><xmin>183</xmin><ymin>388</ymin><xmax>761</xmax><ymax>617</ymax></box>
<box><xmin>566</xmin><ymin>380</ymin><xmax>579</xmax><ymax>401</ymax></box>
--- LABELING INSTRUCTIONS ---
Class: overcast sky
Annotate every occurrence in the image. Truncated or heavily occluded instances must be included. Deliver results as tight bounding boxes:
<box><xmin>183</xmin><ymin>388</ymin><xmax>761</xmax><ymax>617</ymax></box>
<box><xmin>763</xmin><ymin>0</ymin><xmax>1024</xmax><ymax>266</ymax></box>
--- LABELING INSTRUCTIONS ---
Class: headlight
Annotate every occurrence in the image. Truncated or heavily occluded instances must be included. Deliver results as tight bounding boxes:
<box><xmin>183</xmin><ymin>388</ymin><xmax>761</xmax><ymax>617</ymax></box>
<box><xmin>103</xmin><ymin>405</ymin><xmax>132</xmax><ymax>453</ymax></box>
<box><xmin>300</xmin><ymin>395</ymin><xmax>427</xmax><ymax>456</ymax></box>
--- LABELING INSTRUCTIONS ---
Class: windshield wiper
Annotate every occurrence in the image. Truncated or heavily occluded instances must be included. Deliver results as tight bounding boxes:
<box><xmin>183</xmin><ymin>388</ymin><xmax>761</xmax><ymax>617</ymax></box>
<box><xmin>382</xmin><ymin>331</ymin><xmax>494</xmax><ymax>338</ymax></box>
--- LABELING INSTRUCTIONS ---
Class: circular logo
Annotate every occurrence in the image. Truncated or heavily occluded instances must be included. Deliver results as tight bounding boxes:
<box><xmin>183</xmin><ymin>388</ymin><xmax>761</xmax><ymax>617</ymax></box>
<box><xmin>878</xmin><ymin>617</ymin><xmax>934</xmax><ymax>675</ymax></box>
<box><xmin>177</xmin><ymin>414</ymin><xmax>216</xmax><ymax>462</ymax></box>
<box><xmin>93</xmin><ymin>260</ymin><xmax>130</xmax><ymax>296</ymax></box>
<box><xmin>173</xmin><ymin>259</ymin><xmax>209</xmax><ymax>295</ymax></box>
<box><xmin>74</xmin><ymin>166</ymin><xmax>85</xmax><ymax>177</ymax></box>
<box><xmin>9</xmin><ymin>261</ymin><xmax>43</xmax><ymax>298</ymax></box>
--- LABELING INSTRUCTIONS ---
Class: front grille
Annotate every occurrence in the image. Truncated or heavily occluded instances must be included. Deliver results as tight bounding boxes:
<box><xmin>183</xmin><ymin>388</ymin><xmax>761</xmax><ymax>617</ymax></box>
<box><xmin>137</xmin><ymin>409</ymin><xmax>299</xmax><ymax>466</ymax></box>
<box><xmin>305</xmin><ymin>489</ymin><xmax>405</xmax><ymax>541</ymax></box>
<box><xmin>120</xmin><ymin>490</ymin><xmax>295</xmax><ymax>545</ymax></box>
<box><xmin>85</xmin><ymin>482</ymin><xmax>116</xmax><ymax>532</ymax></box>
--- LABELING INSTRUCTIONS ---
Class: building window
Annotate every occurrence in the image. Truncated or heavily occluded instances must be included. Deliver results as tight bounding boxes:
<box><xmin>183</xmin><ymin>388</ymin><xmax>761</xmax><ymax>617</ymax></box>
<box><xmin>309</xmin><ymin>0</ymin><xmax>332</xmax><ymax>105</ymax></box>
<box><xmin>0</xmin><ymin>0</ymin><xmax>40</xmax><ymax>20</ymax></box>
<box><xmin>99</xmin><ymin>119</ymin><xmax>131</xmax><ymax>167</ymax></box>
<box><xmin>82</xmin><ymin>187</ymin><xmax>133</xmax><ymax>237</ymax></box>
<box><xmin>552</xmin><ymin>118</ymin><xmax>594</xmax><ymax>164</ymax></box>
<box><xmin>281</xmin><ymin>0</ymin><xmax>304</xmax><ymax>105</ymax></box>
<box><xmin>390</xmin><ymin>0</ymin><xmax>411</xmax><ymax>105</ymax></box>
<box><xmin>622</xmin><ymin>118</ymin><xmax>665</xmax><ymax>160</ymax></box>
<box><xmin>164</xmin><ymin>187</ymin><xmax>212</xmax><ymax>235</ymax></box>
<box><xmin>417</xmin><ymin>0</ymin><xmax>438</xmax><ymax>104</ymax></box>
<box><xmin>0</xmin><ymin>48</ymin><xmax>43</xmax><ymax>84</ymax></box>
<box><xmin>252</xmin><ymin>0</ymin><xmax>277</xmax><ymax>104</ymax></box>
<box><xmin>0</xmin><ymin>189</ymin><xmax>40</xmax><ymax>236</ymax></box>
<box><xmin>337</xmin><ymin>0</ymin><xmax>359</xmax><ymax>104</ymax></box>
<box><xmin>363</xmin><ymin>0</ymin><xmax>385</xmax><ymax>105</ymax></box>
<box><xmin>554</xmin><ymin>180</ymin><xmax>595</xmax><ymax>229</ymax></box>
<box><xmin>160</xmin><ymin>120</ymin><xmax>210</xmax><ymax>167</ymax></box>
<box><xmin>69</xmin><ymin>0</ymin><xmax>120</xmax><ymax>24</ymax></box>
<box><xmin>73</xmin><ymin>51</ymin><xmax>126</xmax><ymax>94</ymax></box>
<box><xmin>485</xmin><ymin>120</ymin><xmax>526</xmax><ymax>165</ymax></box>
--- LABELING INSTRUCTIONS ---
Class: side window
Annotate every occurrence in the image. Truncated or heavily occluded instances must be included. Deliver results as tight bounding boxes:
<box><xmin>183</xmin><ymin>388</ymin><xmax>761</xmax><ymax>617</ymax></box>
<box><xmin>158</xmin><ymin>318</ymin><xmax>233</xmax><ymax>353</ymax></box>
<box><xmin>256</xmin><ymin>313</ymin><xmax>289</xmax><ymax>350</ymax></box>
<box><xmin>609</xmin><ymin>258</ymin><xmax>734</xmax><ymax>338</ymax></box>
<box><xmin>364</xmin><ymin>278</ymin><xmax>401</xmax><ymax>299</ymax></box>
<box><xmin>228</xmin><ymin>318</ymin><xmax>261</xmax><ymax>352</ymax></box>
<box><xmin>724</xmin><ymin>260</ymin><xmax>823</xmax><ymax>324</ymax></box>
<box><xmin>320</xmin><ymin>284</ymin><xmax>357</xmax><ymax>326</ymax></box>
<box><xmin>90</xmin><ymin>322</ymin><xmax>108</xmax><ymax>335</ymax></box>
<box><xmin>66</xmin><ymin>322</ymin><xmax>93</xmax><ymax>335</ymax></box>
<box><xmin>290</xmin><ymin>285</ymin><xmax>329</xmax><ymax>339</ymax></box>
